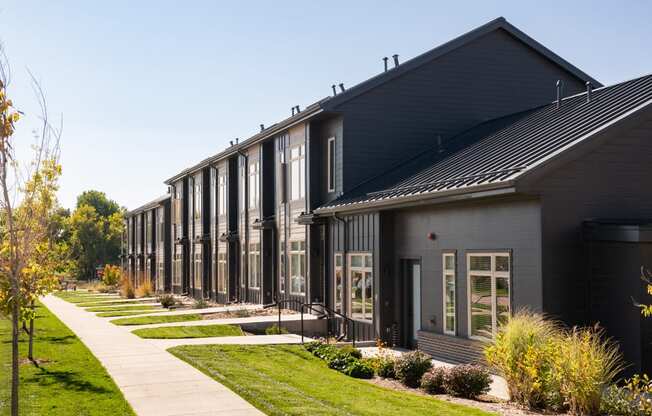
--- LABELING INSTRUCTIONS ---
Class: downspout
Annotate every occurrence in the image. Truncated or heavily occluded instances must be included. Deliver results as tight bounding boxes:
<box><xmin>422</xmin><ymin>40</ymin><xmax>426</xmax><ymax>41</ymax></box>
<box><xmin>237</xmin><ymin>149</ymin><xmax>248</xmax><ymax>302</ymax></box>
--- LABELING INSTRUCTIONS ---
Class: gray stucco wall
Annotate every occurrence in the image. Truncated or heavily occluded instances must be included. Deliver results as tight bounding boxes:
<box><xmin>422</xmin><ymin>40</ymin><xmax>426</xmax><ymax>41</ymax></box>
<box><xmin>388</xmin><ymin>197</ymin><xmax>542</xmax><ymax>338</ymax></box>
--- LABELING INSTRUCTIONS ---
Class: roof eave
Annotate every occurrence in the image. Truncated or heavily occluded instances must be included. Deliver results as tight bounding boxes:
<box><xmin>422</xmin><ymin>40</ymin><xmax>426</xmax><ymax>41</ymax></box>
<box><xmin>315</xmin><ymin>182</ymin><xmax>517</xmax><ymax>215</ymax></box>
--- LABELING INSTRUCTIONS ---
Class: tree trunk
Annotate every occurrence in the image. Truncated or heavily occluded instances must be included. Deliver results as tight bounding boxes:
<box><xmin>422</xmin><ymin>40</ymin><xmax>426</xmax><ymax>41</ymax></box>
<box><xmin>28</xmin><ymin>300</ymin><xmax>35</xmax><ymax>361</ymax></box>
<box><xmin>10</xmin><ymin>271</ymin><xmax>19</xmax><ymax>416</ymax></box>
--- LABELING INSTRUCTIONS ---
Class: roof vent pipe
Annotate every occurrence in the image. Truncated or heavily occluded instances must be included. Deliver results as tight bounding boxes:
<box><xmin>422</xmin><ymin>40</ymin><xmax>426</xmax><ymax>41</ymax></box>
<box><xmin>383</xmin><ymin>57</ymin><xmax>388</xmax><ymax>72</ymax></box>
<box><xmin>393</xmin><ymin>54</ymin><xmax>399</xmax><ymax>68</ymax></box>
<box><xmin>235</xmin><ymin>137</ymin><xmax>239</xmax><ymax>144</ymax></box>
<box><xmin>260</xmin><ymin>124</ymin><xmax>265</xmax><ymax>132</ymax></box>
<box><xmin>339</xmin><ymin>83</ymin><xmax>345</xmax><ymax>93</ymax></box>
<box><xmin>291</xmin><ymin>107</ymin><xmax>295</xmax><ymax>116</ymax></box>
<box><xmin>229</xmin><ymin>140</ymin><xmax>234</xmax><ymax>147</ymax></box>
<box><xmin>586</xmin><ymin>81</ymin><xmax>593</xmax><ymax>103</ymax></box>
<box><xmin>331</xmin><ymin>84</ymin><xmax>337</xmax><ymax>96</ymax></box>
<box><xmin>295</xmin><ymin>105</ymin><xmax>300</xmax><ymax>113</ymax></box>
<box><xmin>556</xmin><ymin>80</ymin><xmax>563</xmax><ymax>108</ymax></box>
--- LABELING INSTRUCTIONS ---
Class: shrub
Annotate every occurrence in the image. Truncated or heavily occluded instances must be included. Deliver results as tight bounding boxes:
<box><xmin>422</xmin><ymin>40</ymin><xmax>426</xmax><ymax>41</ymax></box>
<box><xmin>551</xmin><ymin>326</ymin><xmax>624</xmax><ymax>415</ymax></box>
<box><xmin>233</xmin><ymin>308</ymin><xmax>250</xmax><ymax>317</ymax></box>
<box><xmin>339</xmin><ymin>345</ymin><xmax>362</xmax><ymax>359</ymax></box>
<box><xmin>193</xmin><ymin>298</ymin><xmax>208</xmax><ymax>309</ymax></box>
<box><xmin>102</xmin><ymin>264</ymin><xmax>122</xmax><ymax>287</ymax></box>
<box><xmin>120</xmin><ymin>276</ymin><xmax>135</xmax><ymax>299</ymax></box>
<box><xmin>157</xmin><ymin>294</ymin><xmax>175</xmax><ymax>309</ymax></box>
<box><xmin>345</xmin><ymin>359</ymin><xmax>374</xmax><ymax>379</ymax></box>
<box><xmin>624</xmin><ymin>374</ymin><xmax>652</xmax><ymax>416</ymax></box>
<box><xmin>377</xmin><ymin>356</ymin><xmax>397</xmax><ymax>379</ymax></box>
<box><xmin>135</xmin><ymin>279</ymin><xmax>153</xmax><ymax>298</ymax></box>
<box><xmin>444</xmin><ymin>364</ymin><xmax>491</xmax><ymax>399</ymax></box>
<box><xmin>265</xmin><ymin>324</ymin><xmax>289</xmax><ymax>335</ymax></box>
<box><xmin>394</xmin><ymin>351</ymin><xmax>433</xmax><ymax>388</ymax></box>
<box><xmin>421</xmin><ymin>367</ymin><xmax>447</xmax><ymax>394</ymax></box>
<box><xmin>484</xmin><ymin>310</ymin><xmax>561</xmax><ymax>409</ymax></box>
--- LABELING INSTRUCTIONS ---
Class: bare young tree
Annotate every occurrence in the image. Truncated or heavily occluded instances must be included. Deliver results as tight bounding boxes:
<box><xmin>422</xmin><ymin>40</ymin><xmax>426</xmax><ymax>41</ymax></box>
<box><xmin>0</xmin><ymin>43</ymin><xmax>62</xmax><ymax>416</ymax></box>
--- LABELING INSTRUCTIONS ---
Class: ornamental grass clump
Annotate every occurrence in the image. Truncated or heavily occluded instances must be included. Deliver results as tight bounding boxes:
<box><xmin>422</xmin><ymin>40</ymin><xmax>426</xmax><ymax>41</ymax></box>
<box><xmin>552</xmin><ymin>326</ymin><xmax>624</xmax><ymax>416</ymax></box>
<box><xmin>484</xmin><ymin>310</ymin><xmax>561</xmax><ymax>409</ymax></box>
<box><xmin>135</xmin><ymin>279</ymin><xmax>153</xmax><ymax>298</ymax></box>
<box><xmin>119</xmin><ymin>276</ymin><xmax>135</xmax><ymax>299</ymax></box>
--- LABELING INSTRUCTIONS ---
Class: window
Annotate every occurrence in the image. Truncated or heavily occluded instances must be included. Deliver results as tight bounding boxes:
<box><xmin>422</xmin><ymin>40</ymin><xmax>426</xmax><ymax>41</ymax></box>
<box><xmin>194</xmin><ymin>245</ymin><xmax>202</xmax><ymax>289</ymax></box>
<box><xmin>239</xmin><ymin>156</ymin><xmax>246</xmax><ymax>212</ymax></box>
<box><xmin>348</xmin><ymin>253</ymin><xmax>373</xmax><ymax>322</ymax></box>
<box><xmin>248</xmin><ymin>242</ymin><xmax>261</xmax><ymax>288</ymax></box>
<box><xmin>289</xmin><ymin>240</ymin><xmax>306</xmax><ymax>295</ymax></box>
<box><xmin>443</xmin><ymin>253</ymin><xmax>456</xmax><ymax>335</ymax></box>
<box><xmin>290</xmin><ymin>144</ymin><xmax>305</xmax><ymax>201</ymax></box>
<box><xmin>173</xmin><ymin>249</ymin><xmax>183</xmax><ymax>285</ymax></box>
<box><xmin>210</xmin><ymin>168</ymin><xmax>216</xmax><ymax>223</ymax></box>
<box><xmin>146</xmin><ymin>211</ymin><xmax>153</xmax><ymax>252</ymax></box>
<box><xmin>173</xmin><ymin>183</ymin><xmax>183</xmax><ymax>240</ymax></box>
<box><xmin>249</xmin><ymin>160</ymin><xmax>260</xmax><ymax>209</ymax></box>
<box><xmin>334</xmin><ymin>253</ymin><xmax>343</xmax><ymax>312</ymax></box>
<box><xmin>217</xmin><ymin>250</ymin><xmax>227</xmax><ymax>293</ymax></box>
<box><xmin>194</xmin><ymin>175</ymin><xmax>202</xmax><ymax>224</ymax></box>
<box><xmin>467</xmin><ymin>252</ymin><xmax>511</xmax><ymax>339</ymax></box>
<box><xmin>327</xmin><ymin>137</ymin><xmax>335</xmax><ymax>192</ymax></box>
<box><xmin>218</xmin><ymin>173</ymin><xmax>226</xmax><ymax>216</ymax></box>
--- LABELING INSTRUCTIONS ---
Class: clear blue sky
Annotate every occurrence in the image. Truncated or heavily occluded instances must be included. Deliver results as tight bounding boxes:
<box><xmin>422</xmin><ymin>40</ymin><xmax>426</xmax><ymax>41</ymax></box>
<box><xmin>3</xmin><ymin>0</ymin><xmax>651</xmax><ymax>210</ymax></box>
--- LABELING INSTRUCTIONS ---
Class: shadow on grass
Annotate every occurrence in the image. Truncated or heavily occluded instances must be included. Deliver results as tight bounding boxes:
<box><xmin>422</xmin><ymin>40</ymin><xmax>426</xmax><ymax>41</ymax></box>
<box><xmin>39</xmin><ymin>335</ymin><xmax>77</xmax><ymax>344</ymax></box>
<box><xmin>25</xmin><ymin>366</ymin><xmax>112</xmax><ymax>394</ymax></box>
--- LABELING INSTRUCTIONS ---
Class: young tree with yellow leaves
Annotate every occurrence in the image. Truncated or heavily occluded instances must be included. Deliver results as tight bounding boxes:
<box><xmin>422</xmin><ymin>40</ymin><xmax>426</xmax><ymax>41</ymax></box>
<box><xmin>0</xmin><ymin>44</ymin><xmax>63</xmax><ymax>416</ymax></box>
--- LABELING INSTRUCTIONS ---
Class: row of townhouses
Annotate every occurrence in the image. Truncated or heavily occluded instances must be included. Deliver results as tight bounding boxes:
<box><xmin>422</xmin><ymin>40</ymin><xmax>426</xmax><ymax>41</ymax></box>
<box><xmin>122</xmin><ymin>17</ymin><xmax>652</xmax><ymax>375</ymax></box>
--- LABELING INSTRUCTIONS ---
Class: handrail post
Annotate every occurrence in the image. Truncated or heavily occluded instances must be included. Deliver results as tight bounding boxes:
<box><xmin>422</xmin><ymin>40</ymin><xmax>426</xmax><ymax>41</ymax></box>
<box><xmin>352</xmin><ymin>320</ymin><xmax>356</xmax><ymax>348</ymax></box>
<box><xmin>278</xmin><ymin>301</ymin><xmax>281</xmax><ymax>333</ymax></box>
<box><xmin>300</xmin><ymin>304</ymin><xmax>304</xmax><ymax>344</ymax></box>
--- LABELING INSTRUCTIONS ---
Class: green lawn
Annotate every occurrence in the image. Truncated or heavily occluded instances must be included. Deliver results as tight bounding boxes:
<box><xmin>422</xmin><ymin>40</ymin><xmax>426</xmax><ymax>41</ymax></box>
<box><xmin>77</xmin><ymin>300</ymin><xmax>154</xmax><ymax>307</ymax></box>
<box><xmin>54</xmin><ymin>292</ymin><xmax>120</xmax><ymax>304</ymax></box>
<box><xmin>85</xmin><ymin>305</ymin><xmax>160</xmax><ymax>312</ymax></box>
<box><xmin>0</xmin><ymin>302</ymin><xmax>134</xmax><ymax>415</ymax></box>
<box><xmin>132</xmin><ymin>324</ymin><xmax>243</xmax><ymax>339</ymax></box>
<box><xmin>111</xmin><ymin>314</ymin><xmax>202</xmax><ymax>326</ymax></box>
<box><xmin>169</xmin><ymin>345</ymin><xmax>494</xmax><ymax>416</ymax></box>
<box><xmin>96</xmin><ymin>310</ymin><xmax>160</xmax><ymax>318</ymax></box>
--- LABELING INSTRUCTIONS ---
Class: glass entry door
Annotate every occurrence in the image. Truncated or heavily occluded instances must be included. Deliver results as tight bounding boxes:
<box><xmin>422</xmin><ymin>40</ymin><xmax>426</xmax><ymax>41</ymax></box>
<box><xmin>401</xmin><ymin>259</ymin><xmax>421</xmax><ymax>348</ymax></box>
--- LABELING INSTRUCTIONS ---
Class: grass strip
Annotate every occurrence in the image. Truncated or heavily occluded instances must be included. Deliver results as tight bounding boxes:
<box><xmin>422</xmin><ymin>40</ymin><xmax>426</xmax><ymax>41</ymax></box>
<box><xmin>132</xmin><ymin>324</ymin><xmax>243</xmax><ymax>339</ymax></box>
<box><xmin>0</xmin><ymin>302</ymin><xmax>135</xmax><ymax>415</ymax></box>
<box><xmin>111</xmin><ymin>314</ymin><xmax>202</xmax><ymax>326</ymax></box>
<box><xmin>169</xmin><ymin>344</ymin><xmax>493</xmax><ymax>416</ymax></box>
<box><xmin>85</xmin><ymin>305</ymin><xmax>160</xmax><ymax>312</ymax></box>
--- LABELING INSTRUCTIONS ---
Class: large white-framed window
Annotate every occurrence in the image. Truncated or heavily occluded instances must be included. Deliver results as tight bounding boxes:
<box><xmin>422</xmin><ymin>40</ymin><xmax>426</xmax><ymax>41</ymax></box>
<box><xmin>290</xmin><ymin>144</ymin><xmax>305</xmax><ymax>201</ymax></box>
<box><xmin>173</xmin><ymin>248</ymin><xmax>182</xmax><ymax>285</ymax></box>
<box><xmin>289</xmin><ymin>240</ymin><xmax>306</xmax><ymax>295</ymax></box>
<box><xmin>327</xmin><ymin>137</ymin><xmax>335</xmax><ymax>193</ymax></box>
<box><xmin>348</xmin><ymin>253</ymin><xmax>373</xmax><ymax>322</ymax></box>
<box><xmin>334</xmin><ymin>253</ymin><xmax>343</xmax><ymax>313</ymax></box>
<box><xmin>443</xmin><ymin>252</ymin><xmax>456</xmax><ymax>335</ymax></box>
<box><xmin>217</xmin><ymin>250</ymin><xmax>227</xmax><ymax>294</ymax></box>
<box><xmin>249</xmin><ymin>160</ymin><xmax>260</xmax><ymax>209</ymax></box>
<box><xmin>467</xmin><ymin>252</ymin><xmax>511</xmax><ymax>340</ymax></box>
<box><xmin>248</xmin><ymin>242</ymin><xmax>261</xmax><ymax>289</ymax></box>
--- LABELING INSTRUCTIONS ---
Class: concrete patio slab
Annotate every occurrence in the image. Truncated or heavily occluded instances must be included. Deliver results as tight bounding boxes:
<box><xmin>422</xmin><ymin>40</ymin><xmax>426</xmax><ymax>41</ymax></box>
<box><xmin>125</xmin><ymin>313</ymin><xmax>311</xmax><ymax>329</ymax></box>
<box><xmin>42</xmin><ymin>294</ymin><xmax>264</xmax><ymax>416</ymax></box>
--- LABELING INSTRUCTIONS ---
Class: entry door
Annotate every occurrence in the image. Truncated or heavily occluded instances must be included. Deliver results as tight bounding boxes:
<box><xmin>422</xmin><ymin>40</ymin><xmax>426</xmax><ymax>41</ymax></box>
<box><xmin>402</xmin><ymin>260</ymin><xmax>422</xmax><ymax>348</ymax></box>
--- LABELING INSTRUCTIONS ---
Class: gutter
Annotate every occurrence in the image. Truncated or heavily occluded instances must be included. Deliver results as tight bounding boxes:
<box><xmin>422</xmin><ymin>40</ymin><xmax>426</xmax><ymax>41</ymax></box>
<box><xmin>315</xmin><ymin>182</ymin><xmax>517</xmax><ymax>215</ymax></box>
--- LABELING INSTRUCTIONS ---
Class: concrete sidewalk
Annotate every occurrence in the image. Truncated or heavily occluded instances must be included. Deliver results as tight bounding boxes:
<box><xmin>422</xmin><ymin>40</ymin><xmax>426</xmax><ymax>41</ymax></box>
<box><xmin>42</xmin><ymin>294</ymin><xmax>264</xmax><ymax>416</ymax></box>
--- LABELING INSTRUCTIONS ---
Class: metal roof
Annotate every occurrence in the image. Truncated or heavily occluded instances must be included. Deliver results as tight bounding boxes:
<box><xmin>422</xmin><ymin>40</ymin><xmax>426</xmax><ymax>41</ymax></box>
<box><xmin>163</xmin><ymin>17</ymin><xmax>598</xmax><ymax>184</ymax></box>
<box><xmin>126</xmin><ymin>194</ymin><xmax>171</xmax><ymax>217</ymax></box>
<box><xmin>317</xmin><ymin>74</ymin><xmax>652</xmax><ymax>213</ymax></box>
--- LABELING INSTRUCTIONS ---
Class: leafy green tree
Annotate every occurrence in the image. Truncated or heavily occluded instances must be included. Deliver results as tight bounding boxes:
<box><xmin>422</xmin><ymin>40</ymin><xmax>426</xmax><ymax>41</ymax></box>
<box><xmin>68</xmin><ymin>191</ymin><xmax>124</xmax><ymax>280</ymax></box>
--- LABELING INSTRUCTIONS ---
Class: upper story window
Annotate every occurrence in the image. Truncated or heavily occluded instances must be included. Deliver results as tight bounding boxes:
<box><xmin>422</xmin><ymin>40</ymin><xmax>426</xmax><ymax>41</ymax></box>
<box><xmin>239</xmin><ymin>156</ymin><xmax>247</xmax><ymax>213</ymax></box>
<box><xmin>146</xmin><ymin>211</ymin><xmax>153</xmax><ymax>250</ymax></box>
<box><xmin>327</xmin><ymin>137</ymin><xmax>335</xmax><ymax>193</ymax></box>
<box><xmin>136</xmin><ymin>216</ymin><xmax>142</xmax><ymax>251</ymax></box>
<box><xmin>290</xmin><ymin>144</ymin><xmax>305</xmax><ymax>201</ymax></box>
<box><xmin>249</xmin><ymin>160</ymin><xmax>260</xmax><ymax>209</ymax></box>
<box><xmin>210</xmin><ymin>168</ymin><xmax>216</xmax><ymax>222</ymax></box>
<box><xmin>194</xmin><ymin>175</ymin><xmax>202</xmax><ymax>222</ymax></box>
<box><xmin>467</xmin><ymin>252</ymin><xmax>511</xmax><ymax>339</ymax></box>
<box><xmin>157</xmin><ymin>207</ymin><xmax>165</xmax><ymax>246</ymax></box>
<box><xmin>218</xmin><ymin>173</ymin><xmax>226</xmax><ymax>216</ymax></box>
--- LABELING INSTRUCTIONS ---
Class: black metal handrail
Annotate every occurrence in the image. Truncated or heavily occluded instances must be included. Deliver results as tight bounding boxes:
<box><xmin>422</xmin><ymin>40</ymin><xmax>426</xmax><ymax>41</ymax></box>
<box><xmin>301</xmin><ymin>302</ymin><xmax>357</xmax><ymax>347</ymax></box>
<box><xmin>265</xmin><ymin>299</ymin><xmax>358</xmax><ymax>347</ymax></box>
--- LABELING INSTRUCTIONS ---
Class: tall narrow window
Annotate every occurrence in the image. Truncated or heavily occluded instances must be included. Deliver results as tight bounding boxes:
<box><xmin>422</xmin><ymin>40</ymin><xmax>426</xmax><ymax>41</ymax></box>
<box><xmin>443</xmin><ymin>253</ymin><xmax>456</xmax><ymax>335</ymax></box>
<box><xmin>289</xmin><ymin>240</ymin><xmax>305</xmax><ymax>295</ymax></box>
<box><xmin>217</xmin><ymin>251</ymin><xmax>227</xmax><ymax>293</ymax></box>
<box><xmin>240</xmin><ymin>157</ymin><xmax>246</xmax><ymax>213</ymax></box>
<box><xmin>348</xmin><ymin>253</ymin><xmax>373</xmax><ymax>322</ymax></box>
<box><xmin>248</xmin><ymin>242</ymin><xmax>261</xmax><ymax>289</ymax></box>
<box><xmin>327</xmin><ymin>137</ymin><xmax>335</xmax><ymax>192</ymax></box>
<box><xmin>467</xmin><ymin>252</ymin><xmax>511</xmax><ymax>339</ymax></box>
<box><xmin>194</xmin><ymin>175</ymin><xmax>202</xmax><ymax>224</ymax></box>
<box><xmin>334</xmin><ymin>253</ymin><xmax>343</xmax><ymax>312</ymax></box>
<box><xmin>194</xmin><ymin>245</ymin><xmax>202</xmax><ymax>290</ymax></box>
<box><xmin>279</xmin><ymin>240</ymin><xmax>286</xmax><ymax>294</ymax></box>
<box><xmin>218</xmin><ymin>173</ymin><xmax>226</xmax><ymax>215</ymax></box>
<box><xmin>249</xmin><ymin>160</ymin><xmax>260</xmax><ymax>209</ymax></box>
<box><xmin>290</xmin><ymin>144</ymin><xmax>305</xmax><ymax>201</ymax></box>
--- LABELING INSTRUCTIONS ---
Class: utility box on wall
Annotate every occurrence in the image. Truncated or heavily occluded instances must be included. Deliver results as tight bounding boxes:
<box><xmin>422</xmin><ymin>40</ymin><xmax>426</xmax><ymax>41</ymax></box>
<box><xmin>584</xmin><ymin>220</ymin><xmax>652</xmax><ymax>377</ymax></box>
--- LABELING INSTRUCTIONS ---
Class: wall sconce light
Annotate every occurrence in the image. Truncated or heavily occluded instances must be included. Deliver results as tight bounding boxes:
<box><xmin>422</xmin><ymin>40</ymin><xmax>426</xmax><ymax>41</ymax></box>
<box><xmin>427</xmin><ymin>232</ymin><xmax>436</xmax><ymax>241</ymax></box>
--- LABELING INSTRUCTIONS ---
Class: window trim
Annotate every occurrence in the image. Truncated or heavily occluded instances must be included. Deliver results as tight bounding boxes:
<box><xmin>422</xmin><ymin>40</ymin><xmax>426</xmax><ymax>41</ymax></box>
<box><xmin>289</xmin><ymin>239</ymin><xmax>306</xmax><ymax>295</ymax></box>
<box><xmin>466</xmin><ymin>251</ymin><xmax>511</xmax><ymax>341</ymax></box>
<box><xmin>327</xmin><ymin>137</ymin><xmax>335</xmax><ymax>193</ymax></box>
<box><xmin>334</xmin><ymin>252</ymin><xmax>344</xmax><ymax>313</ymax></box>
<box><xmin>347</xmin><ymin>252</ymin><xmax>373</xmax><ymax>323</ymax></box>
<box><xmin>442</xmin><ymin>251</ymin><xmax>457</xmax><ymax>336</ymax></box>
<box><xmin>289</xmin><ymin>144</ymin><xmax>306</xmax><ymax>201</ymax></box>
<box><xmin>248</xmin><ymin>241</ymin><xmax>261</xmax><ymax>289</ymax></box>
